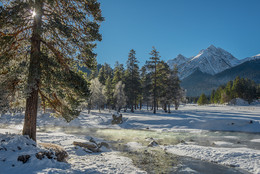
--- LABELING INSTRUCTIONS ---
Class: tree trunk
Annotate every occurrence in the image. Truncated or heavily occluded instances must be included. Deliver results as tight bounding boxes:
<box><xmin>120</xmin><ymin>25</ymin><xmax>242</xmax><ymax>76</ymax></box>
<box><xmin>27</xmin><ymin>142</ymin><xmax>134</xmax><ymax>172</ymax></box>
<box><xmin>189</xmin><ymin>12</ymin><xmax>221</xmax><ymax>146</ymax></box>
<box><xmin>131</xmin><ymin>103</ymin><xmax>134</xmax><ymax>112</ymax></box>
<box><xmin>42</xmin><ymin>97</ymin><xmax>46</xmax><ymax>113</ymax></box>
<box><xmin>140</xmin><ymin>98</ymin><xmax>142</xmax><ymax>110</ymax></box>
<box><xmin>168</xmin><ymin>104</ymin><xmax>171</xmax><ymax>113</ymax></box>
<box><xmin>164</xmin><ymin>103</ymin><xmax>167</xmax><ymax>112</ymax></box>
<box><xmin>22</xmin><ymin>1</ymin><xmax>43</xmax><ymax>141</ymax></box>
<box><xmin>131</xmin><ymin>62</ymin><xmax>134</xmax><ymax>113</ymax></box>
<box><xmin>174</xmin><ymin>101</ymin><xmax>178</xmax><ymax>110</ymax></box>
<box><xmin>153</xmin><ymin>65</ymin><xmax>157</xmax><ymax>114</ymax></box>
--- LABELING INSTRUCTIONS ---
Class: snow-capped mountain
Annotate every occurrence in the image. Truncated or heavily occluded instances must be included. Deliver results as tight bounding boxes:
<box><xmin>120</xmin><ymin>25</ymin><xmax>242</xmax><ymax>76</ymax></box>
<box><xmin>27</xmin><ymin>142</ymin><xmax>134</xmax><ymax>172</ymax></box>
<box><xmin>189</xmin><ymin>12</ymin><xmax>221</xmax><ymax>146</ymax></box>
<box><xmin>240</xmin><ymin>53</ymin><xmax>260</xmax><ymax>64</ymax></box>
<box><xmin>167</xmin><ymin>54</ymin><xmax>188</xmax><ymax>69</ymax></box>
<box><xmin>167</xmin><ymin>45</ymin><xmax>241</xmax><ymax>79</ymax></box>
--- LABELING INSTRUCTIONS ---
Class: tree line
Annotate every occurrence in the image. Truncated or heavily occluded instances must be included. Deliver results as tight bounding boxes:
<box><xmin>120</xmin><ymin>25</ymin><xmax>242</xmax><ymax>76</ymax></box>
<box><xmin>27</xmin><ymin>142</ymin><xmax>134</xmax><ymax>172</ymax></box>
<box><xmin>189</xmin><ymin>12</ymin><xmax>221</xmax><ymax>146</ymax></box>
<box><xmin>197</xmin><ymin>77</ymin><xmax>260</xmax><ymax>105</ymax></box>
<box><xmin>0</xmin><ymin>0</ymin><xmax>184</xmax><ymax>141</ymax></box>
<box><xmin>85</xmin><ymin>47</ymin><xmax>186</xmax><ymax>114</ymax></box>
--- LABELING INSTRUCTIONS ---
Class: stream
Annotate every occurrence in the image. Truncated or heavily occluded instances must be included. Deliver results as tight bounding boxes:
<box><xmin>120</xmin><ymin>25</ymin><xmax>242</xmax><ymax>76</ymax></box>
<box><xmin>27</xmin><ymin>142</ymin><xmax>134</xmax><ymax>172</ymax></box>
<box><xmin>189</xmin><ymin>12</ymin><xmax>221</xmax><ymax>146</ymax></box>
<box><xmin>39</xmin><ymin>126</ymin><xmax>259</xmax><ymax>174</ymax></box>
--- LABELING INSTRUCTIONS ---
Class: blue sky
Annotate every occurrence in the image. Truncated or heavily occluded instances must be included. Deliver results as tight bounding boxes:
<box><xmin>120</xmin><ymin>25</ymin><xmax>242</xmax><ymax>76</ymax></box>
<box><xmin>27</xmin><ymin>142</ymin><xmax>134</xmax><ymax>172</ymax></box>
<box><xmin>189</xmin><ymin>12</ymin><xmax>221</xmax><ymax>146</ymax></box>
<box><xmin>95</xmin><ymin>0</ymin><xmax>260</xmax><ymax>66</ymax></box>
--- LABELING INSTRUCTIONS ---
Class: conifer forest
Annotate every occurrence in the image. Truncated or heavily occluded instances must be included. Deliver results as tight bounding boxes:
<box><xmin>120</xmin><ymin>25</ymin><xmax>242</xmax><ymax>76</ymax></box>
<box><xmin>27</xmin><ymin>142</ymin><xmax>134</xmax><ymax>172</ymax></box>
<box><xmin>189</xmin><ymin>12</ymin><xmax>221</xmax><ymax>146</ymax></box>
<box><xmin>0</xmin><ymin>1</ymin><xmax>260</xmax><ymax>174</ymax></box>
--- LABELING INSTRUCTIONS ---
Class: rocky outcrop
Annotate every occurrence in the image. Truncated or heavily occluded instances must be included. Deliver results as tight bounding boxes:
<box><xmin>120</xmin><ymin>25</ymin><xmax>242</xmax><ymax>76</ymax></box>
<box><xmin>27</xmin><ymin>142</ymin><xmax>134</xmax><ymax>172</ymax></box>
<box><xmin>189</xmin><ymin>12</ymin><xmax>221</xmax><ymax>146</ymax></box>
<box><xmin>73</xmin><ymin>141</ymin><xmax>100</xmax><ymax>152</ymax></box>
<box><xmin>148</xmin><ymin>140</ymin><xmax>159</xmax><ymax>147</ymax></box>
<box><xmin>39</xmin><ymin>143</ymin><xmax>68</xmax><ymax>162</ymax></box>
<box><xmin>73</xmin><ymin>138</ymin><xmax>109</xmax><ymax>153</ymax></box>
<box><xmin>111</xmin><ymin>113</ymin><xmax>123</xmax><ymax>124</ymax></box>
<box><xmin>17</xmin><ymin>155</ymin><xmax>30</xmax><ymax>163</ymax></box>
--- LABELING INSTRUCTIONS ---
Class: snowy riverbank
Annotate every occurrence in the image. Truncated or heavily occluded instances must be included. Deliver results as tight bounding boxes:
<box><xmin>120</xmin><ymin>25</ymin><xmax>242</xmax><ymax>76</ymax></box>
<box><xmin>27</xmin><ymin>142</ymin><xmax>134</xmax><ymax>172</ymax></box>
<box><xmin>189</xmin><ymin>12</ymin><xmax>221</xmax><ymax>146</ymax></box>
<box><xmin>0</xmin><ymin>104</ymin><xmax>260</xmax><ymax>173</ymax></box>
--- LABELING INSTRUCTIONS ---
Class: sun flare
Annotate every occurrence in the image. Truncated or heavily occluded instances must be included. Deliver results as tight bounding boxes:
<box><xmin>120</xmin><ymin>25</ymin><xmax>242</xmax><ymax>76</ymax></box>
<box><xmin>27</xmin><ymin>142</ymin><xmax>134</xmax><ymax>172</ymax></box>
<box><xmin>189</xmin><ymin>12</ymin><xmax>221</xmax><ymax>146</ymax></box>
<box><xmin>32</xmin><ymin>10</ymin><xmax>36</xmax><ymax>17</ymax></box>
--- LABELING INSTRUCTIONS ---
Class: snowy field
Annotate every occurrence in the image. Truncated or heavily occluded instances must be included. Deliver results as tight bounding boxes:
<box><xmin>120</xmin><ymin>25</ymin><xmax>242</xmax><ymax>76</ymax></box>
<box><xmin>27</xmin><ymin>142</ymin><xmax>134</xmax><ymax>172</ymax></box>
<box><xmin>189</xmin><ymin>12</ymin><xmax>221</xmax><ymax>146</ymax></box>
<box><xmin>0</xmin><ymin>104</ymin><xmax>260</xmax><ymax>174</ymax></box>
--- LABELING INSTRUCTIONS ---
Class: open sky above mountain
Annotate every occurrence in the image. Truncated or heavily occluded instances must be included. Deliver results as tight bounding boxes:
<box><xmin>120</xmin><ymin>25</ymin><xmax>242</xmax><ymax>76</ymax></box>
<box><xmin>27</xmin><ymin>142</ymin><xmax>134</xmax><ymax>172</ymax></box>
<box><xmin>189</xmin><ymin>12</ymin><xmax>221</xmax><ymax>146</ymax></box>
<box><xmin>95</xmin><ymin>0</ymin><xmax>260</xmax><ymax>66</ymax></box>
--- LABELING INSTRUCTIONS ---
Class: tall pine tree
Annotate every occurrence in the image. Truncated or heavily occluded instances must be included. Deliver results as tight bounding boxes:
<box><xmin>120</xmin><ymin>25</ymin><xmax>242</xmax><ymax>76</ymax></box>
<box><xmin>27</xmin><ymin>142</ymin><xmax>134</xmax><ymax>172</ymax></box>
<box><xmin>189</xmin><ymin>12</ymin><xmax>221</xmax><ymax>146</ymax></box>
<box><xmin>146</xmin><ymin>47</ymin><xmax>160</xmax><ymax>114</ymax></box>
<box><xmin>0</xmin><ymin>0</ymin><xmax>103</xmax><ymax>141</ymax></box>
<box><xmin>125</xmin><ymin>49</ymin><xmax>140</xmax><ymax>112</ymax></box>
<box><xmin>157</xmin><ymin>61</ymin><xmax>170</xmax><ymax>112</ymax></box>
<box><xmin>104</xmin><ymin>76</ymin><xmax>113</xmax><ymax>110</ymax></box>
<box><xmin>140</xmin><ymin>66</ymin><xmax>152</xmax><ymax>110</ymax></box>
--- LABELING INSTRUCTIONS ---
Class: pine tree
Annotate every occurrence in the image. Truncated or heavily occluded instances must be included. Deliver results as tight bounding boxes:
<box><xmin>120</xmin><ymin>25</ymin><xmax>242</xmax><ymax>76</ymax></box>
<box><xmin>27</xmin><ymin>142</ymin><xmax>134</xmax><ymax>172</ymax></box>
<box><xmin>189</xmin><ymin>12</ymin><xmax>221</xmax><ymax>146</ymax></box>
<box><xmin>0</xmin><ymin>0</ymin><xmax>103</xmax><ymax>141</ymax></box>
<box><xmin>210</xmin><ymin>77</ymin><xmax>258</xmax><ymax>104</ymax></box>
<box><xmin>140</xmin><ymin>66</ymin><xmax>152</xmax><ymax>110</ymax></box>
<box><xmin>98</xmin><ymin>63</ymin><xmax>113</xmax><ymax>85</ymax></box>
<box><xmin>232</xmin><ymin>76</ymin><xmax>242</xmax><ymax>98</ymax></box>
<box><xmin>170</xmin><ymin>65</ymin><xmax>183</xmax><ymax>110</ymax></box>
<box><xmin>210</xmin><ymin>89</ymin><xmax>215</xmax><ymax>104</ymax></box>
<box><xmin>113</xmin><ymin>81</ymin><xmax>127</xmax><ymax>112</ymax></box>
<box><xmin>98</xmin><ymin>66</ymin><xmax>106</xmax><ymax>85</ymax></box>
<box><xmin>89</xmin><ymin>64</ymin><xmax>101</xmax><ymax>80</ymax></box>
<box><xmin>125</xmin><ymin>49</ymin><xmax>140</xmax><ymax>112</ymax></box>
<box><xmin>220</xmin><ymin>90</ymin><xmax>229</xmax><ymax>103</ymax></box>
<box><xmin>112</xmin><ymin>61</ymin><xmax>124</xmax><ymax>85</ymax></box>
<box><xmin>104</xmin><ymin>76</ymin><xmax>113</xmax><ymax>110</ymax></box>
<box><xmin>197</xmin><ymin>93</ymin><xmax>208</xmax><ymax>105</ymax></box>
<box><xmin>214</xmin><ymin>87</ymin><xmax>222</xmax><ymax>103</ymax></box>
<box><xmin>156</xmin><ymin>61</ymin><xmax>170</xmax><ymax>112</ymax></box>
<box><xmin>256</xmin><ymin>84</ymin><xmax>260</xmax><ymax>99</ymax></box>
<box><xmin>146</xmin><ymin>47</ymin><xmax>160</xmax><ymax>114</ymax></box>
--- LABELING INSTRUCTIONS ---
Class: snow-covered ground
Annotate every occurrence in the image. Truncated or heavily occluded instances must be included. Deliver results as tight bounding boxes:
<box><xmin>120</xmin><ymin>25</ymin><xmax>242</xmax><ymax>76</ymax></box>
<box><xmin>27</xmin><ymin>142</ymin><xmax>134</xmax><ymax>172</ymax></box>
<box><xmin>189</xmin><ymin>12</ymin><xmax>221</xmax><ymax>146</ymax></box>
<box><xmin>165</xmin><ymin>144</ymin><xmax>260</xmax><ymax>174</ymax></box>
<box><xmin>0</xmin><ymin>104</ymin><xmax>260</xmax><ymax>173</ymax></box>
<box><xmin>2</xmin><ymin>104</ymin><xmax>259</xmax><ymax>132</ymax></box>
<box><xmin>0</xmin><ymin>128</ymin><xmax>146</xmax><ymax>174</ymax></box>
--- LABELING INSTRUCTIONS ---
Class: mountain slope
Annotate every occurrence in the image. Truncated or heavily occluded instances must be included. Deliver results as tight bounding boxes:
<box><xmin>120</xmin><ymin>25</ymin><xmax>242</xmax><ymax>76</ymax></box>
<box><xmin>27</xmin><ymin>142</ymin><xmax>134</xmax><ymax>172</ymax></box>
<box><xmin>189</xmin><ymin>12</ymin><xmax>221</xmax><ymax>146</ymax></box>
<box><xmin>167</xmin><ymin>54</ymin><xmax>188</xmax><ymax>69</ymax></box>
<box><xmin>216</xmin><ymin>59</ymin><xmax>260</xmax><ymax>84</ymax></box>
<box><xmin>240</xmin><ymin>54</ymin><xmax>260</xmax><ymax>64</ymax></box>
<box><xmin>181</xmin><ymin>69</ymin><xmax>217</xmax><ymax>97</ymax></box>
<box><xmin>181</xmin><ymin>59</ymin><xmax>260</xmax><ymax>96</ymax></box>
<box><xmin>168</xmin><ymin>45</ymin><xmax>240</xmax><ymax>79</ymax></box>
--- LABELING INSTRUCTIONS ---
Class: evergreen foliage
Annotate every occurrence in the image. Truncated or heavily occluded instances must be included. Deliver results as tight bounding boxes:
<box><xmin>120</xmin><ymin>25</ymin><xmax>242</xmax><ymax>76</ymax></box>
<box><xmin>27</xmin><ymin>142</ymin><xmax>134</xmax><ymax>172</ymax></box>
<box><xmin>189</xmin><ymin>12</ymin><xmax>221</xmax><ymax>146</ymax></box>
<box><xmin>156</xmin><ymin>61</ymin><xmax>170</xmax><ymax>112</ymax></box>
<box><xmin>104</xmin><ymin>76</ymin><xmax>114</xmax><ymax>110</ymax></box>
<box><xmin>170</xmin><ymin>65</ymin><xmax>184</xmax><ymax>110</ymax></box>
<box><xmin>210</xmin><ymin>89</ymin><xmax>215</xmax><ymax>104</ymax></box>
<box><xmin>210</xmin><ymin>77</ymin><xmax>259</xmax><ymax>104</ymax></box>
<box><xmin>0</xmin><ymin>0</ymin><xmax>103</xmax><ymax>140</ymax></box>
<box><xmin>140</xmin><ymin>66</ymin><xmax>152</xmax><ymax>110</ymax></box>
<box><xmin>98</xmin><ymin>63</ymin><xmax>113</xmax><ymax>85</ymax></box>
<box><xmin>124</xmin><ymin>49</ymin><xmax>140</xmax><ymax>112</ymax></box>
<box><xmin>112</xmin><ymin>61</ymin><xmax>124</xmax><ymax>86</ymax></box>
<box><xmin>146</xmin><ymin>47</ymin><xmax>160</xmax><ymax>114</ymax></box>
<box><xmin>197</xmin><ymin>93</ymin><xmax>208</xmax><ymax>105</ymax></box>
<box><xmin>87</xmin><ymin>47</ymin><xmax>183</xmax><ymax>114</ymax></box>
<box><xmin>181</xmin><ymin>59</ymin><xmax>260</xmax><ymax>97</ymax></box>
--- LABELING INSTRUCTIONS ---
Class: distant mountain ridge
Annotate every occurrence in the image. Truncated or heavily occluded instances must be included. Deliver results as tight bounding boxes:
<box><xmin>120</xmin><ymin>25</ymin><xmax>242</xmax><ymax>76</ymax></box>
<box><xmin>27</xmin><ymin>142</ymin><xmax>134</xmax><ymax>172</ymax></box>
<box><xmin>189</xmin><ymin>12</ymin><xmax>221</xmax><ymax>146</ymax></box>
<box><xmin>167</xmin><ymin>45</ymin><xmax>259</xmax><ymax>80</ymax></box>
<box><xmin>181</xmin><ymin>59</ymin><xmax>260</xmax><ymax>97</ymax></box>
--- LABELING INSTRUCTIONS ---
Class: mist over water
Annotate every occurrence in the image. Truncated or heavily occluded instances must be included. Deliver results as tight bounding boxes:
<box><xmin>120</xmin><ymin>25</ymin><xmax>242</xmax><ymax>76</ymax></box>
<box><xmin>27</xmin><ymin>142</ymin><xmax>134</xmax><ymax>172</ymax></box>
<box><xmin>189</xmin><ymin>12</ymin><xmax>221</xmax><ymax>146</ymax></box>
<box><xmin>39</xmin><ymin>126</ymin><xmax>258</xmax><ymax>173</ymax></box>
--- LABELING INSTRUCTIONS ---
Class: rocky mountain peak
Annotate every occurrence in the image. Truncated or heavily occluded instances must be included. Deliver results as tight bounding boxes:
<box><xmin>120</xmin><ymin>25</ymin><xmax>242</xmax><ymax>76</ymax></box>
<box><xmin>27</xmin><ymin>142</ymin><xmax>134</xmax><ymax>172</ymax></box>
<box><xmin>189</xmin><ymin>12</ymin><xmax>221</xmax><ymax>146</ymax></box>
<box><xmin>176</xmin><ymin>54</ymin><xmax>186</xmax><ymax>59</ymax></box>
<box><xmin>168</xmin><ymin>45</ymin><xmax>240</xmax><ymax>79</ymax></box>
<box><xmin>207</xmin><ymin>44</ymin><xmax>217</xmax><ymax>50</ymax></box>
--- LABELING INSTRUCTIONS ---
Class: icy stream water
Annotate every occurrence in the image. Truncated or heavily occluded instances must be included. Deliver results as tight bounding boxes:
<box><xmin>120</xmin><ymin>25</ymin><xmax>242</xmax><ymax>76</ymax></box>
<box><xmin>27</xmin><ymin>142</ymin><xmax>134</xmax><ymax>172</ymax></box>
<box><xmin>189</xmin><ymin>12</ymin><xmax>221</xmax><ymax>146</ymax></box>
<box><xmin>39</xmin><ymin>127</ymin><xmax>259</xmax><ymax>174</ymax></box>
